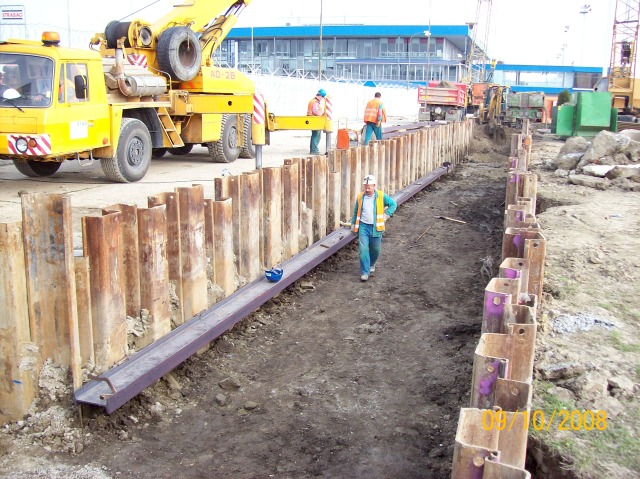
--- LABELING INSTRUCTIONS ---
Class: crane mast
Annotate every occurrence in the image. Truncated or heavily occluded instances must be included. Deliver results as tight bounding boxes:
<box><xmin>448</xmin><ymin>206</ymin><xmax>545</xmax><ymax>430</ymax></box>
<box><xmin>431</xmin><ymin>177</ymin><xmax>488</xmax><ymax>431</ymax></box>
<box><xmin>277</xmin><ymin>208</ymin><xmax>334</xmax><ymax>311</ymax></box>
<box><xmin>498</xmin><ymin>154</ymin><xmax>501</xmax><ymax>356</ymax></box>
<box><xmin>463</xmin><ymin>0</ymin><xmax>492</xmax><ymax>85</ymax></box>
<box><xmin>608</xmin><ymin>0</ymin><xmax>640</xmax><ymax>111</ymax></box>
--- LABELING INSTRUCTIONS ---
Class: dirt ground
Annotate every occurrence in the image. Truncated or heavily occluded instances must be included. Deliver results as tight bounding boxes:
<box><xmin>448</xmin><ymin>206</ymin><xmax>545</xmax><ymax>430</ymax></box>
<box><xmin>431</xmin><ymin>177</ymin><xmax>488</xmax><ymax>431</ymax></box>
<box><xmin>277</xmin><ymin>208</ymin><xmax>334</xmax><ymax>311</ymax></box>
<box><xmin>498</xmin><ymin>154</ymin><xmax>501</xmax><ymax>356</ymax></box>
<box><xmin>1</xmin><ymin>126</ymin><xmax>638</xmax><ymax>478</ymax></box>
<box><xmin>526</xmin><ymin>135</ymin><xmax>640</xmax><ymax>478</ymax></box>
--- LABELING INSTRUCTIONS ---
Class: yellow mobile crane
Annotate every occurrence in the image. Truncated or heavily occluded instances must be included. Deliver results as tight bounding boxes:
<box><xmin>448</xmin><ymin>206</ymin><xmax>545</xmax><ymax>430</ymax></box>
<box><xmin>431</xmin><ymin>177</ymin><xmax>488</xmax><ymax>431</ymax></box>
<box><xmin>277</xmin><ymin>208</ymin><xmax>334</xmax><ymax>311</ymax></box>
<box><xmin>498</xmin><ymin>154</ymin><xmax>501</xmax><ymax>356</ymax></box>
<box><xmin>0</xmin><ymin>0</ymin><xmax>333</xmax><ymax>182</ymax></box>
<box><xmin>607</xmin><ymin>0</ymin><xmax>640</xmax><ymax>114</ymax></box>
<box><xmin>594</xmin><ymin>0</ymin><xmax>640</xmax><ymax>116</ymax></box>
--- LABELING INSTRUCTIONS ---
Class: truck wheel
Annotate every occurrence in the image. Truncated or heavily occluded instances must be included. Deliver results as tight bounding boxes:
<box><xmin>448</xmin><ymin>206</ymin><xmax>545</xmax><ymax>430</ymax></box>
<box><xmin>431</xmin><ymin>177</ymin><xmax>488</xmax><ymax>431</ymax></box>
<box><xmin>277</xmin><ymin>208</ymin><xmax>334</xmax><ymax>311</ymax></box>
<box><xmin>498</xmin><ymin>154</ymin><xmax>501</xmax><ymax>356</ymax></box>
<box><xmin>101</xmin><ymin>118</ymin><xmax>151</xmax><ymax>183</ymax></box>
<box><xmin>13</xmin><ymin>160</ymin><xmax>61</xmax><ymax>177</ymax></box>
<box><xmin>239</xmin><ymin>114</ymin><xmax>256</xmax><ymax>159</ymax></box>
<box><xmin>169</xmin><ymin>144</ymin><xmax>194</xmax><ymax>155</ymax></box>
<box><xmin>207</xmin><ymin>114</ymin><xmax>241</xmax><ymax>163</ymax></box>
<box><xmin>156</xmin><ymin>27</ymin><xmax>202</xmax><ymax>82</ymax></box>
<box><xmin>152</xmin><ymin>148</ymin><xmax>167</xmax><ymax>159</ymax></box>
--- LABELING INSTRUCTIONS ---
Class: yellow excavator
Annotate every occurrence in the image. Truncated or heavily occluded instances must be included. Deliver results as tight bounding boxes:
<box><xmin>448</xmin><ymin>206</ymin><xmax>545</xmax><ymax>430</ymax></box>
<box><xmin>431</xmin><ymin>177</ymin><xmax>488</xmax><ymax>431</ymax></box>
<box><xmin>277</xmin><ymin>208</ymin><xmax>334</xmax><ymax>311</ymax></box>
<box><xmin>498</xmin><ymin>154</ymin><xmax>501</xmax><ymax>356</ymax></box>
<box><xmin>0</xmin><ymin>0</ymin><xmax>333</xmax><ymax>182</ymax></box>
<box><xmin>482</xmin><ymin>84</ymin><xmax>506</xmax><ymax>137</ymax></box>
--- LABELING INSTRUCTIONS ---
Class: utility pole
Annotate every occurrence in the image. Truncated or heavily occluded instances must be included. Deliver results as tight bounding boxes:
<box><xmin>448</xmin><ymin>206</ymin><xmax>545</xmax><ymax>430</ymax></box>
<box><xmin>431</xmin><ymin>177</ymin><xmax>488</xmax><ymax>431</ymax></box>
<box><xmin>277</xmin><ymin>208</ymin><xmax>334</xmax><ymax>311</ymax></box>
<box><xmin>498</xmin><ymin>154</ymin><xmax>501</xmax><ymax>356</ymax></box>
<box><xmin>66</xmin><ymin>0</ymin><xmax>71</xmax><ymax>47</ymax></box>
<box><xmin>318</xmin><ymin>0</ymin><xmax>323</xmax><ymax>81</ymax></box>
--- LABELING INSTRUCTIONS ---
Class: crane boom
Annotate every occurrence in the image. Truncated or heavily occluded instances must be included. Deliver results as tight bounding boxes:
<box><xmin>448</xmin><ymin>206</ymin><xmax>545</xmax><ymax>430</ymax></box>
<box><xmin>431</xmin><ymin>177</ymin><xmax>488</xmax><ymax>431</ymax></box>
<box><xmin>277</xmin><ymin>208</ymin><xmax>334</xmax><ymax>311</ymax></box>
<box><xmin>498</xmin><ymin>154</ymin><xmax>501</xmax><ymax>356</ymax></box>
<box><xmin>150</xmin><ymin>0</ymin><xmax>251</xmax><ymax>60</ymax></box>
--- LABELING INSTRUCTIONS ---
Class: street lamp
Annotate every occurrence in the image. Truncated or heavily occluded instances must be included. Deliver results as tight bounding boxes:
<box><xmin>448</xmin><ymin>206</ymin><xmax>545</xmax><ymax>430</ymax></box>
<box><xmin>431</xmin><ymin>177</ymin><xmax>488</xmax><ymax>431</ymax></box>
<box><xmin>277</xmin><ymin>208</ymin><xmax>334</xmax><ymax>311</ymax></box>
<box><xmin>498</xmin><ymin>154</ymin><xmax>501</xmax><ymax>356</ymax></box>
<box><xmin>407</xmin><ymin>30</ymin><xmax>430</xmax><ymax>89</ymax></box>
<box><xmin>579</xmin><ymin>4</ymin><xmax>591</xmax><ymax>65</ymax></box>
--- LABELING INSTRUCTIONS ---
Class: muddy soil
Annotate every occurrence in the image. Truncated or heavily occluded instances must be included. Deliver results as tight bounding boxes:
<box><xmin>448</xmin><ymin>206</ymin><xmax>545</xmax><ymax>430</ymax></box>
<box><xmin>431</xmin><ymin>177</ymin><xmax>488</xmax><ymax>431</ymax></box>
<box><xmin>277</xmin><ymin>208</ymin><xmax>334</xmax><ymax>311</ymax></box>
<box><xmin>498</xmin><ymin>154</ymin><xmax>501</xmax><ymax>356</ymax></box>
<box><xmin>8</xmin><ymin>127</ymin><xmax>636</xmax><ymax>479</ymax></box>
<box><xmin>0</xmin><ymin>128</ymin><xmax>512</xmax><ymax>479</ymax></box>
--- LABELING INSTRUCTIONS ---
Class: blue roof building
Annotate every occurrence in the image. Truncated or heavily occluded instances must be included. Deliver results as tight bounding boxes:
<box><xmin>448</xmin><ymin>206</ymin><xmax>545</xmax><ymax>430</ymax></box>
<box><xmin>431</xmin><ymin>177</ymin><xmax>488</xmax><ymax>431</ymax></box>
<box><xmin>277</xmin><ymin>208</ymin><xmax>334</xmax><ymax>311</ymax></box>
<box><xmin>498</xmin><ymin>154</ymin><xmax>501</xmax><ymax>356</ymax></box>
<box><xmin>215</xmin><ymin>24</ymin><xmax>602</xmax><ymax>95</ymax></box>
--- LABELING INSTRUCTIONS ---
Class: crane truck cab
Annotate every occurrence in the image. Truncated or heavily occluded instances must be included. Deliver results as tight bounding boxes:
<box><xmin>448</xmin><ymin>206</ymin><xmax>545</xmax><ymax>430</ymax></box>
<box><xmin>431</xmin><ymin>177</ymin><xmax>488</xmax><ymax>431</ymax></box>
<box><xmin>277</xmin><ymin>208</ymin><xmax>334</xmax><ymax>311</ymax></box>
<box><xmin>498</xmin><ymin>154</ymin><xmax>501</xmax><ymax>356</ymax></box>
<box><xmin>0</xmin><ymin>33</ymin><xmax>119</xmax><ymax>178</ymax></box>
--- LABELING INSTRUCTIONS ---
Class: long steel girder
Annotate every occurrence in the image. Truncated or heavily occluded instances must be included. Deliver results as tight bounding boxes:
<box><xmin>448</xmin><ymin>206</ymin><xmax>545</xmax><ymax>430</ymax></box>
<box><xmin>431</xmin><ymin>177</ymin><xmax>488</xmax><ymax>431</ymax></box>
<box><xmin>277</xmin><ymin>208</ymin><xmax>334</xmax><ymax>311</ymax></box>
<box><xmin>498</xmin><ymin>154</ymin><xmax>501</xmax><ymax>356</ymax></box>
<box><xmin>74</xmin><ymin>166</ymin><xmax>450</xmax><ymax>413</ymax></box>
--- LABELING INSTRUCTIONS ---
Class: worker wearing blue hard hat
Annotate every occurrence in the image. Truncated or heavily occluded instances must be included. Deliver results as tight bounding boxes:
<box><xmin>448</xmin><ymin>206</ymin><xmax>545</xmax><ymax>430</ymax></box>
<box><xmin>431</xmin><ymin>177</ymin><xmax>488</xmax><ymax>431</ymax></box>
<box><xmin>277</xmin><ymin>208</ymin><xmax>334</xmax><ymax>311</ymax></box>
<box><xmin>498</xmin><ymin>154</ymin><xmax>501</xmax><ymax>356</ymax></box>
<box><xmin>307</xmin><ymin>88</ymin><xmax>327</xmax><ymax>155</ymax></box>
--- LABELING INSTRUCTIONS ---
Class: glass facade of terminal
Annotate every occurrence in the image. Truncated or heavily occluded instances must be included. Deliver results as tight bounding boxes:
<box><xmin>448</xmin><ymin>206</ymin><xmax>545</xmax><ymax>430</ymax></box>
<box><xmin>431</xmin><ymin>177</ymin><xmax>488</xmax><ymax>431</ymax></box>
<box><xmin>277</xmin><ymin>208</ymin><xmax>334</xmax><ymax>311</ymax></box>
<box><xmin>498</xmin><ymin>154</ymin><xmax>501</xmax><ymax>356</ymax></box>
<box><xmin>216</xmin><ymin>26</ymin><xmax>603</xmax><ymax>93</ymax></box>
<box><xmin>216</xmin><ymin>35</ymin><xmax>464</xmax><ymax>83</ymax></box>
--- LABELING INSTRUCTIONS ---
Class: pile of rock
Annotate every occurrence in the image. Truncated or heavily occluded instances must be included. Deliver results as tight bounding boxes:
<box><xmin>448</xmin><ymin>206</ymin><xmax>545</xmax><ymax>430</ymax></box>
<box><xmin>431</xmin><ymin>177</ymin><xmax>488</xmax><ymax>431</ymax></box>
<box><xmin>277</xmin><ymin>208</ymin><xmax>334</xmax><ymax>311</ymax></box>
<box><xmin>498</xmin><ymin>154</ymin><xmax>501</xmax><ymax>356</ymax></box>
<box><xmin>543</xmin><ymin>130</ymin><xmax>640</xmax><ymax>190</ymax></box>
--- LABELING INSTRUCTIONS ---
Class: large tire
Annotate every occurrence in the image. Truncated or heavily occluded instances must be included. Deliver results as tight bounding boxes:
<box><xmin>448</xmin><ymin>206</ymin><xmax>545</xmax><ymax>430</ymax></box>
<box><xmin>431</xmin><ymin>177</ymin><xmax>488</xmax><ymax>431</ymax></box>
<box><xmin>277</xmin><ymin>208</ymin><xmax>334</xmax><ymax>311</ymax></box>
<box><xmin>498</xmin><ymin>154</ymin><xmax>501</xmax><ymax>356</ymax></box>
<box><xmin>104</xmin><ymin>21</ymin><xmax>132</xmax><ymax>49</ymax></box>
<box><xmin>207</xmin><ymin>114</ymin><xmax>241</xmax><ymax>163</ymax></box>
<box><xmin>152</xmin><ymin>148</ymin><xmax>167</xmax><ymax>159</ymax></box>
<box><xmin>156</xmin><ymin>27</ymin><xmax>202</xmax><ymax>82</ymax></box>
<box><xmin>13</xmin><ymin>160</ymin><xmax>61</xmax><ymax>177</ymax></box>
<box><xmin>239</xmin><ymin>114</ymin><xmax>255</xmax><ymax>159</ymax></box>
<box><xmin>101</xmin><ymin>118</ymin><xmax>151</xmax><ymax>183</ymax></box>
<box><xmin>169</xmin><ymin>144</ymin><xmax>194</xmax><ymax>156</ymax></box>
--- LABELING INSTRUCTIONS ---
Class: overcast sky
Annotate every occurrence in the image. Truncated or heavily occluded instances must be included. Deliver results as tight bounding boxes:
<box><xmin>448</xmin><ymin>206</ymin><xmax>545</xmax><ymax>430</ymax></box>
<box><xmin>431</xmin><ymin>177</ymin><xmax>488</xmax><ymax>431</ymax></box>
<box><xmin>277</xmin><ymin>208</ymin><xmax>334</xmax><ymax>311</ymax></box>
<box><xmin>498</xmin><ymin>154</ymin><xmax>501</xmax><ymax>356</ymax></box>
<box><xmin>3</xmin><ymin>0</ymin><xmax>615</xmax><ymax>69</ymax></box>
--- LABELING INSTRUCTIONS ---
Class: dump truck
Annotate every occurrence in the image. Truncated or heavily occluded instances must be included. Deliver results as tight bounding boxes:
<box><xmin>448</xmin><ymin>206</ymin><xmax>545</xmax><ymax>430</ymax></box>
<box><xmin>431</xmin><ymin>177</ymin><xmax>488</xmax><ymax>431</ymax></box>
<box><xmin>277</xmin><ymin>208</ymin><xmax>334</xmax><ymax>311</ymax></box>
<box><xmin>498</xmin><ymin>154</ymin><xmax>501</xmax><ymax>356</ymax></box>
<box><xmin>504</xmin><ymin>91</ymin><xmax>546</xmax><ymax>126</ymax></box>
<box><xmin>417</xmin><ymin>81</ymin><xmax>467</xmax><ymax>122</ymax></box>
<box><xmin>0</xmin><ymin>0</ymin><xmax>332</xmax><ymax>182</ymax></box>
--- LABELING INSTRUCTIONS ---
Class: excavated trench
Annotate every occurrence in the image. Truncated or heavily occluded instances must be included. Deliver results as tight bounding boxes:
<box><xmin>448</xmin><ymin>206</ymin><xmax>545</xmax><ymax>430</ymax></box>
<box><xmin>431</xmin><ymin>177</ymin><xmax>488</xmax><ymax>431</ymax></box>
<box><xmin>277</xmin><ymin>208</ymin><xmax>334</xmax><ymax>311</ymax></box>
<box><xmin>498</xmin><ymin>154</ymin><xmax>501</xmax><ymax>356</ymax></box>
<box><xmin>2</xmin><ymin>129</ymin><xmax>579</xmax><ymax>479</ymax></box>
<box><xmin>67</xmin><ymin>162</ymin><xmax>507</xmax><ymax>479</ymax></box>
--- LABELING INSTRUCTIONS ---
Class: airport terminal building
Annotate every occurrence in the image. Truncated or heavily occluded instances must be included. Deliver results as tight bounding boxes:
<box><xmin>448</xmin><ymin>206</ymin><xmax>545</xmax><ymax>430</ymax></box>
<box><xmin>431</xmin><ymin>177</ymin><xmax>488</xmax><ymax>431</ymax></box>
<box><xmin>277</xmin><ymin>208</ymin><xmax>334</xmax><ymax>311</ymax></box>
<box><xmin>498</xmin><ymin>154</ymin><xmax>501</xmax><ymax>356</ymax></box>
<box><xmin>215</xmin><ymin>24</ymin><xmax>602</xmax><ymax>95</ymax></box>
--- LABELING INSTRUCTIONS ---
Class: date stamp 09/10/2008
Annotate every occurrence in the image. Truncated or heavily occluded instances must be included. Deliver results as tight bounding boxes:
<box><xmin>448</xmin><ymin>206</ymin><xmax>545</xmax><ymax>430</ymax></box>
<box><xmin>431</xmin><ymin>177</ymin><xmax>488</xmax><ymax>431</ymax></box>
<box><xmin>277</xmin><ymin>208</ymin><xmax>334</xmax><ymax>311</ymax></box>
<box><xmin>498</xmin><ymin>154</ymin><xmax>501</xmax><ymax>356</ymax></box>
<box><xmin>481</xmin><ymin>409</ymin><xmax>608</xmax><ymax>432</ymax></box>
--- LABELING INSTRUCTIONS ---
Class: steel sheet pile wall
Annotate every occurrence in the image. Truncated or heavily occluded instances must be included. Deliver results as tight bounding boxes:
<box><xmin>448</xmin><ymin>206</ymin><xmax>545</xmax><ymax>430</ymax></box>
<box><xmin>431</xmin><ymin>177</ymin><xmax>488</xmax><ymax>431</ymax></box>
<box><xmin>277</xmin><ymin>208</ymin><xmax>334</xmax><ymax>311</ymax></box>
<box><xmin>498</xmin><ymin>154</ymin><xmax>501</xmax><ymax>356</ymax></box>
<box><xmin>451</xmin><ymin>121</ymin><xmax>545</xmax><ymax>479</ymax></box>
<box><xmin>0</xmin><ymin>121</ymin><xmax>473</xmax><ymax>422</ymax></box>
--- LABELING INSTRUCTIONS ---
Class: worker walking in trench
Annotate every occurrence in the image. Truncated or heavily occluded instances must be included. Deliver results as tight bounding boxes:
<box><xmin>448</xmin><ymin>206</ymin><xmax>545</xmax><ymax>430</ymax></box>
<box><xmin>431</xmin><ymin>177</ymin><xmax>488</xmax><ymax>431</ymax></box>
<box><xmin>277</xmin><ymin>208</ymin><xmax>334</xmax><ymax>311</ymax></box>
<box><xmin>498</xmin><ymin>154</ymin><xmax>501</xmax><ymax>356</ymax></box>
<box><xmin>363</xmin><ymin>91</ymin><xmax>387</xmax><ymax>145</ymax></box>
<box><xmin>307</xmin><ymin>88</ymin><xmax>326</xmax><ymax>154</ymax></box>
<box><xmin>351</xmin><ymin>174</ymin><xmax>397</xmax><ymax>282</ymax></box>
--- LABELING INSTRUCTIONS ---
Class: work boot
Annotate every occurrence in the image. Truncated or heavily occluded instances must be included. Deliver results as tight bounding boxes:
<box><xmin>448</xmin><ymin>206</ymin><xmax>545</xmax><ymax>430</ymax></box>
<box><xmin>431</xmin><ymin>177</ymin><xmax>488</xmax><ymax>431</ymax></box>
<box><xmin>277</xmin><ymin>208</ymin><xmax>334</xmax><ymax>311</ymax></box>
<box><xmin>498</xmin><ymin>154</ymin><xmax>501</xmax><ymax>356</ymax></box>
<box><xmin>360</xmin><ymin>274</ymin><xmax>369</xmax><ymax>282</ymax></box>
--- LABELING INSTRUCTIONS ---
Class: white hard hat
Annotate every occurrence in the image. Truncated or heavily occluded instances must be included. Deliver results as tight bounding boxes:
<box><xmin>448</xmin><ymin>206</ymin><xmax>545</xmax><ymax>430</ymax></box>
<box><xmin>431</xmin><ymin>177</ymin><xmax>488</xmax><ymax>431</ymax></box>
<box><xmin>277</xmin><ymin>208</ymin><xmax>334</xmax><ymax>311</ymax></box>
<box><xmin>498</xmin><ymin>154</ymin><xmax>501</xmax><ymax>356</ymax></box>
<box><xmin>363</xmin><ymin>174</ymin><xmax>376</xmax><ymax>185</ymax></box>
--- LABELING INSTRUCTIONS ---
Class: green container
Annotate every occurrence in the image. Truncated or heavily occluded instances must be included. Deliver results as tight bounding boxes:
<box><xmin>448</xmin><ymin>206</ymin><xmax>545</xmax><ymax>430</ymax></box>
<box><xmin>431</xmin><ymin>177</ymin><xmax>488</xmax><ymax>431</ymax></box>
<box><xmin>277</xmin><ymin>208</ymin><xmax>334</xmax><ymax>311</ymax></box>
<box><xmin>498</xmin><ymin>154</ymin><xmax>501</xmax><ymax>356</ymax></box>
<box><xmin>555</xmin><ymin>105</ymin><xmax>575</xmax><ymax>137</ymax></box>
<box><xmin>551</xmin><ymin>106</ymin><xmax>558</xmax><ymax>132</ymax></box>
<box><xmin>555</xmin><ymin>92</ymin><xmax>617</xmax><ymax>137</ymax></box>
<box><xmin>576</xmin><ymin>92</ymin><xmax>612</xmax><ymax>127</ymax></box>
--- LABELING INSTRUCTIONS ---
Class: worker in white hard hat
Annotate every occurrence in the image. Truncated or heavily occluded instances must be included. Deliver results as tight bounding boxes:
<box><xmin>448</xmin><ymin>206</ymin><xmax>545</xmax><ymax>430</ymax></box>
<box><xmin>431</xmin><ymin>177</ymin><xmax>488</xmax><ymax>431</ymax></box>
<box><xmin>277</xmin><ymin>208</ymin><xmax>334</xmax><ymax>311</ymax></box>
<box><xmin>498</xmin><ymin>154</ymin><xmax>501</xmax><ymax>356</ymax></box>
<box><xmin>350</xmin><ymin>174</ymin><xmax>397</xmax><ymax>282</ymax></box>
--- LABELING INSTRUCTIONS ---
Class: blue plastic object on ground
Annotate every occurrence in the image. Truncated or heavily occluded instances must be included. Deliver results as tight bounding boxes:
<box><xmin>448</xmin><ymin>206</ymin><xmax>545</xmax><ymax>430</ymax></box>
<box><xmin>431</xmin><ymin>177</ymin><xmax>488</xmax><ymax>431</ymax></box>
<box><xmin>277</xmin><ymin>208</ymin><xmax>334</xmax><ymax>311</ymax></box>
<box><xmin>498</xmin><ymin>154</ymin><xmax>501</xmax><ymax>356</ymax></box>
<box><xmin>265</xmin><ymin>268</ymin><xmax>283</xmax><ymax>282</ymax></box>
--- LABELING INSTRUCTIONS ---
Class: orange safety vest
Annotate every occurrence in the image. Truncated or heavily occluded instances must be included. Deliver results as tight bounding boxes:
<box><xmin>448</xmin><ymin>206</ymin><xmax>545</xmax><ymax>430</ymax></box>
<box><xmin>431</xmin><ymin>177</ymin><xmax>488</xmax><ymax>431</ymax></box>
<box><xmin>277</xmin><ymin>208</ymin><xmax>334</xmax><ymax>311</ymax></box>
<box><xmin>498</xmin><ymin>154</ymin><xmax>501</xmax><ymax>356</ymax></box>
<box><xmin>353</xmin><ymin>190</ymin><xmax>385</xmax><ymax>232</ymax></box>
<box><xmin>363</xmin><ymin>98</ymin><xmax>387</xmax><ymax>123</ymax></box>
<box><xmin>307</xmin><ymin>97</ymin><xmax>323</xmax><ymax>116</ymax></box>
<box><xmin>58</xmin><ymin>77</ymin><xmax>75</xmax><ymax>102</ymax></box>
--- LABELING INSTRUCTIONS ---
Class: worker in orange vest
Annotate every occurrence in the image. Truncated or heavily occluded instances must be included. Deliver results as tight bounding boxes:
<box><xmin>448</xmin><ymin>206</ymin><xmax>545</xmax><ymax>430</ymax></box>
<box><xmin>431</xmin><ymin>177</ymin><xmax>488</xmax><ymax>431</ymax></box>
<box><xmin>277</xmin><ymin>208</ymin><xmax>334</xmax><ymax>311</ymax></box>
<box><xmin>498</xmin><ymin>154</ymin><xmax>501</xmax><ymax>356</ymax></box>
<box><xmin>363</xmin><ymin>91</ymin><xmax>387</xmax><ymax>145</ymax></box>
<box><xmin>307</xmin><ymin>88</ymin><xmax>326</xmax><ymax>154</ymax></box>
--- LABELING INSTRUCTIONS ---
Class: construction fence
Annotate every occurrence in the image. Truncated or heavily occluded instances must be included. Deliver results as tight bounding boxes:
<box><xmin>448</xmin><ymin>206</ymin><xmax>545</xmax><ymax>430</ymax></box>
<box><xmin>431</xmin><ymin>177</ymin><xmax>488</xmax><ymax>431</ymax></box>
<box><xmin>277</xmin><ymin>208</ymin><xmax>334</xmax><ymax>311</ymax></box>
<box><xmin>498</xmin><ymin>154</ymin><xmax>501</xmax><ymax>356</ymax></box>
<box><xmin>451</xmin><ymin>121</ymin><xmax>543</xmax><ymax>479</ymax></box>
<box><xmin>0</xmin><ymin>120</ymin><xmax>474</xmax><ymax>424</ymax></box>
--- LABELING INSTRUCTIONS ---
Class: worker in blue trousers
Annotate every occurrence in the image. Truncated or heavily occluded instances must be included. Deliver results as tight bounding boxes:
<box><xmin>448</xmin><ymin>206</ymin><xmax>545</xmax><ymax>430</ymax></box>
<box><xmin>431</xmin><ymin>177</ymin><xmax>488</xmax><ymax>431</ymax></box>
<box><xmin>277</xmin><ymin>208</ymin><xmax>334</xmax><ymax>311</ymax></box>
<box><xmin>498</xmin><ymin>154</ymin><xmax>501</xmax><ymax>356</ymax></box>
<box><xmin>351</xmin><ymin>174</ymin><xmax>397</xmax><ymax>282</ymax></box>
<box><xmin>363</xmin><ymin>92</ymin><xmax>387</xmax><ymax>145</ymax></box>
<box><xmin>307</xmin><ymin>88</ymin><xmax>326</xmax><ymax>154</ymax></box>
